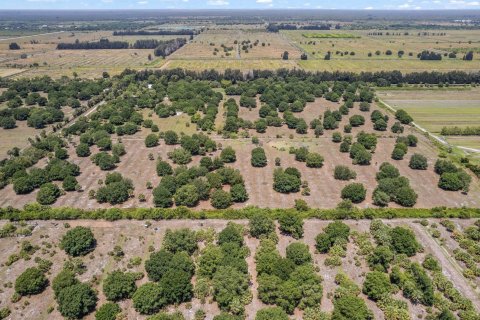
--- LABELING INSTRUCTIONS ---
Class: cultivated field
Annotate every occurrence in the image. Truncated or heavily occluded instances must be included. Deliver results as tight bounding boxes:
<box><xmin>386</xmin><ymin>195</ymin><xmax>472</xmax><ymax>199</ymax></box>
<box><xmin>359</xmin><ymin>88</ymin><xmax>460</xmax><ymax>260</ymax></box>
<box><xmin>0</xmin><ymin>218</ymin><xmax>478</xmax><ymax>319</ymax></box>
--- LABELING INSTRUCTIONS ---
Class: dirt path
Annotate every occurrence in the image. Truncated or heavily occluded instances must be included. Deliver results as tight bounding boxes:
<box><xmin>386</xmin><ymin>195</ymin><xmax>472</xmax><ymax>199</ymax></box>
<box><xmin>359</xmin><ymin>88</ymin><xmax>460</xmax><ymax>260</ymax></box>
<box><xmin>244</xmin><ymin>236</ymin><xmax>265</xmax><ymax>320</ymax></box>
<box><xmin>406</xmin><ymin>221</ymin><xmax>480</xmax><ymax>310</ymax></box>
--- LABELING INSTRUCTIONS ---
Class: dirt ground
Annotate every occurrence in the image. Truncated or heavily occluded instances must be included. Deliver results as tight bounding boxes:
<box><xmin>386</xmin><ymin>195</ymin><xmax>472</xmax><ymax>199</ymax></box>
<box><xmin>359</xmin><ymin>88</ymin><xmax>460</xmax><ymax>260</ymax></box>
<box><xmin>0</xmin><ymin>97</ymin><xmax>478</xmax><ymax>209</ymax></box>
<box><xmin>0</xmin><ymin>219</ymin><xmax>478</xmax><ymax>319</ymax></box>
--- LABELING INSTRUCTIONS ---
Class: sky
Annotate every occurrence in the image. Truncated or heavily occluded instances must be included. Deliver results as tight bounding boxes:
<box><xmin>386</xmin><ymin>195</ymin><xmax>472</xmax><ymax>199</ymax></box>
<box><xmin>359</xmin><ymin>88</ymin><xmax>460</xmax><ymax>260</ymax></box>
<box><xmin>3</xmin><ymin>0</ymin><xmax>480</xmax><ymax>10</ymax></box>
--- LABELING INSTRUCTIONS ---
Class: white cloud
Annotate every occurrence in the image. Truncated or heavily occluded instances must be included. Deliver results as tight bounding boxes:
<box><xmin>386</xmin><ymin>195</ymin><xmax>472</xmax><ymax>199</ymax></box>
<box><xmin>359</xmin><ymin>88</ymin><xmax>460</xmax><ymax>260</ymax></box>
<box><xmin>101</xmin><ymin>0</ymin><xmax>113</xmax><ymax>3</ymax></box>
<box><xmin>364</xmin><ymin>6</ymin><xmax>373</xmax><ymax>9</ymax></box>
<box><xmin>256</xmin><ymin>0</ymin><xmax>272</xmax><ymax>3</ymax></box>
<box><xmin>27</xmin><ymin>0</ymin><xmax>58</xmax><ymax>2</ymax></box>
<box><xmin>207</xmin><ymin>0</ymin><xmax>229</xmax><ymax>5</ymax></box>
<box><xmin>137</xmin><ymin>1</ymin><xmax>148</xmax><ymax>4</ymax></box>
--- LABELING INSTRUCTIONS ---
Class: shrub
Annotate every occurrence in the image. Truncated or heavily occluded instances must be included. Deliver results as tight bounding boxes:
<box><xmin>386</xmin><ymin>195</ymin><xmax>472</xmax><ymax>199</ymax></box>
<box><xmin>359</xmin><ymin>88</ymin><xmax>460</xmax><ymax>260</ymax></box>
<box><xmin>255</xmin><ymin>307</ymin><xmax>289</xmax><ymax>320</ymax></box>
<box><xmin>158</xmin><ymin>269</ymin><xmax>193</xmax><ymax>304</ymax></box>
<box><xmin>96</xmin><ymin>174</ymin><xmax>133</xmax><ymax>205</ymax></box>
<box><xmin>333</xmin><ymin>294</ymin><xmax>373</xmax><ymax>320</ymax></box>
<box><xmin>211</xmin><ymin>189</ymin><xmax>232</xmax><ymax>209</ymax></box>
<box><xmin>145</xmin><ymin>134</ymin><xmax>159</xmax><ymax>147</ymax></box>
<box><xmin>278</xmin><ymin>214</ymin><xmax>304</xmax><ymax>239</ymax></box>
<box><xmin>391</xmin><ymin>145</ymin><xmax>406</xmax><ymax>160</ymax></box>
<box><xmin>362</xmin><ymin>271</ymin><xmax>392</xmax><ymax>301</ymax></box>
<box><xmin>249</xmin><ymin>214</ymin><xmax>275</xmax><ymax>238</ymax></box>
<box><xmin>286</xmin><ymin>242</ymin><xmax>311</xmax><ymax>265</ymax></box>
<box><xmin>91</xmin><ymin>152</ymin><xmax>116</xmax><ymax>170</ymax></box>
<box><xmin>60</xmin><ymin>226</ymin><xmax>96</xmax><ymax>256</ymax></box>
<box><xmin>220</xmin><ymin>146</ymin><xmax>236</xmax><ymax>163</ymax></box>
<box><xmin>57</xmin><ymin>283</ymin><xmax>97</xmax><ymax>319</ymax></box>
<box><xmin>391</xmin><ymin>122</ymin><xmax>404</xmax><ymax>134</ymax></box>
<box><xmin>174</xmin><ymin>184</ymin><xmax>199</xmax><ymax>207</ymax></box>
<box><xmin>163</xmin><ymin>229</ymin><xmax>198</xmax><ymax>254</ymax></box>
<box><xmin>306</xmin><ymin>152</ymin><xmax>324</xmax><ymax>168</ymax></box>
<box><xmin>132</xmin><ymin>283</ymin><xmax>166</xmax><ymax>315</ymax></box>
<box><xmin>63</xmin><ymin>176</ymin><xmax>79</xmax><ymax>191</ymax></box>
<box><xmin>315</xmin><ymin>221</ymin><xmax>350</xmax><ymax>253</ymax></box>
<box><xmin>13</xmin><ymin>176</ymin><xmax>35</xmax><ymax>194</ymax></box>
<box><xmin>15</xmin><ymin>267</ymin><xmax>48</xmax><ymax>296</ymax></box>
<box><xmin>349</xmin><ymin>115</ymin><xmax>365</xmax><ymax>127</ymax></box>
<box><xmin>95</xmin><ymin>303</ymin><xmax>121</xmax><ymax>320</ymax></box>
<box><xmin>341</xmin><ymin>183</ymin><xmax>366</xmax><ymax>203</ymax></box>
<box><xmin>273</xmin><ymin>168</ymin><xmax>301</xmax><ymax>194</ymax></box>
<box><xmin>389</xmin><ymin>227</ymin><xmax>419</xmax><ymax>256</ymax></box>
<box><xmin>52</xmin><ymin>269</ymin><xmax>79</xmax><ymax>297</ymax></box>
<box><xmin>334</xmin><ymin>165</ymin><xmax>356</xmax><ymax>180</ymax></box>
<box><xmin>103</xmin><ymin>271</ymin><xmax>137</xmax><ymax>301</ymax></box>
<box><xmin>168</xmin><ymin>148</ymin><xmax>192</xmax><ymax>165</ymax></box>
<box><xmin>231</xmin><ymin>184</ymin><xmax>249</xmax><ymax>202</ymax></box>
<box><xmin>156</xmin><ymin>160</ymin><xmax>173</xmax><ymax>176</ymax></box>
<box><xmin>438</xmin><ymin>171</ymin><xmax>471</xmax><ymax>191</ymax></box>
<box><xmin>164</xmin><ymin>130</ymin><xmax>178</xmax><ymax>145</ymax></box>
<box><xmin>395</xmin><ymin>109</ymin><xmax>413</xmax><ymax>124</ymax></box>
<box><xmin>36</xmin><ymin>183</ymin><xmax>61</xmax><ymax>205</ymax></box>
<box><xmin>251</xmin><ymin>147</ymin><xmax>267</xmax><ymax>167</ymax></box>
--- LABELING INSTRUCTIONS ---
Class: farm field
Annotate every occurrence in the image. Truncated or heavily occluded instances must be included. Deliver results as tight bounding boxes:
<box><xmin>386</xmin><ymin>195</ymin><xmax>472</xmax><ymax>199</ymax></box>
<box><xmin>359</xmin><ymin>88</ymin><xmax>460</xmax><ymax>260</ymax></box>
<box><xmin>0</xmin><ymin>218</ymin><xmax>479</xmax><ymax>320</ymax></box>
<box><xmin>377</xmin><ymin>88</ymin><xmax>480</xmax><ymax>151</ymax></box>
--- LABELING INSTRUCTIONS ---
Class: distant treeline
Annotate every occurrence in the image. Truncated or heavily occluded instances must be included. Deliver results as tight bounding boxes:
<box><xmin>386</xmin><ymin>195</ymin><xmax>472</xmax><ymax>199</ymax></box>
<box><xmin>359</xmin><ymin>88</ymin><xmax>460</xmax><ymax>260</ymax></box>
<box><xmin>441</xmin><ymin>126</ymin><xmax>480</xmax><ymax>136</ymax></box>
<box><xmin>133</xmin><ymin>39</ymin><xmax>162</xmax><ymax>49</ymax></box>
<box><xmin>113</xmin><ymin>29</ymin><xmax>194</xmax><ymax>36</ymax></box>
<box><xmin>266</xmin><ymin>23</ymin><xmax>332</xmax><ymax>32</ymax></box>
<box><xmin>128</xmin><ymin>68</ymin><xmax>480</xmax><ymax>85</ymax></box>
<box><xmin>418</xmin><ymin>50</ymin><xmax>442</xmax><ymax>61</ymax></box>
<box><xmin>57</xmin><ymin>39</ymin><xmax>129</xmax><ymax>50</ymax></box>
<box><xmin>153</xmin><ymin>38</ymin><xmax>187</xmax><ymax>57</ymax></box>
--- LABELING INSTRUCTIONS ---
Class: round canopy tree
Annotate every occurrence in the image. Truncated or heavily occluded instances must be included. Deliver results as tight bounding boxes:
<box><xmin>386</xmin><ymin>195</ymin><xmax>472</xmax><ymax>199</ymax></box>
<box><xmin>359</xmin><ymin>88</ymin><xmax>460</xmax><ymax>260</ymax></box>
<box><xmin>60</xmin><ymin>226</ymin><xmax>97</xmax><ymax>257</ymax></box>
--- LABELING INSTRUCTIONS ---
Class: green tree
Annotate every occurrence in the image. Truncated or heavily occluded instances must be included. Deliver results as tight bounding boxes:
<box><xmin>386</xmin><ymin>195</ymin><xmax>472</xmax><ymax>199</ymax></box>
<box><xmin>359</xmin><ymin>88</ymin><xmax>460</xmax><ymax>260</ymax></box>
<box><xmin>341</xmin><ymin>183</ymin><xmax>366</xmax><ymax>203</ymax></box>
<box><xmin>52</xmin><ymin>269</ymin><xmax>79</xmax><ymax>298</ymax></box>
<box><xmin>36</xmin><ymin>183</ymin><xmax>61</xmax><ymax>205</ymax></box>
<box><xmin>389</xmin><ymin>227</ymin><xmax>420</xmax><ymax>257</ymax></box>
<box><xmin>156</xmin><ymin>160</ymin><xmax>173</xmax><ymax>176</ymax></box>
<box><xmin>251</xmin><ymin>147</ymin><xmax>267</xmax><ymax>167</ymax></box>
<box><xmin>57</xmin><ymin>283</ymin><xmax>97</xmax><ymax>319</ymax></box>
<box><xmin>132</xmin><ymin>283</ymin><xmax>166</xmax><ymax>315</ymax></box>
<box><xmin>286</xmin><ymin>242</ymin><xmax>311</xmax><ymax>265</ymax></box>
<box><xmin>211</xmin><ymin>189</ymin><xmax>232</xmax><ymax>209</ymax></box>
<box><xmin>95</xmin><ymin>303</ymin><xmax>121</xmax><ymax>320</ymax></box>
<box><xmin>255</xmin><ymin>307</ymin><xmax>289</xmax><ymax>320</ymax></box>
<box><xmin>60</xmin><ymin>226</ymin><xmax>96</xmax><ymax>257</ymax></box>
<box><xmin>15</xmin><ymin>267</ymin><xmax>48</xmax><ymax>296</ymax></box>
<box><xmin>362</xmin><ymin>271</ymin><xmax>392</xmax><ymax>301</ymax></box>
<box><xmin>145</xmin><ymin>134</ymin><xmax>159</xmax><ymax>148</ymax></box>
<box><xmin>306</xmin><ymin>152</ymin><xmax>324</xmax><ymax>168</ymax></box>
<box><xmin>249</xmin><ymin>214</ymin><xmax>275</xmax><ymax>238</ymax></box>
<box><xmin>158</xmin><ymin>269</ymin><xmax>193</xmax><ymax>304</ymax></box>
<box><xmin>163</xmin><ymin>229</ymin><xmax>198</xmax><ymax>254</ymax></box>
<box><xmin>332</xmin><ymin>294</ymin><xmax>373</xmax><ymax>320</ymax></box>
<box><xmin>103</xmin><ymin>271</ymin><xmax>137</xmax><ymax>301</ymax></box>
<box><xmin>174</xmin><ymin>184</ymin><xmax>199</xmax><ymax>207</ymax></box>
<box><xmin>231</xmin><ymin>183</ymin><xmax>249</xmax><ymax>202</ymax></box>
<box><xmin>164</xmin><ymin>130</ymin><xmax>179</xmax><ymax>145</ymax></box>
<box><xmin>278</xmin><ymin>214</ymin><xmax>304</xmax><ymax>239</ymax></box>
<box><xmin>409</xmin><ymin>153</ymin><xmax>428</xmax><ymax>170</ymax></box>
<box><xmin>334</xmin><ymin>165</ymin><xmax>356</xmax><ymax>180</ymax></box>
<box><xmin>220</xmin><ymin>146</ymin><xmax>236</xmax><ymax>163</ymax></box>
<box><xmin>153</xmin><ymin>185</ymin><xmax>173</xmax><ymax>208</ymax></box>
<box><xmin>63</xmin><ymin>176</ymin><xmax>79</xmax><ymax>192</ymax></box>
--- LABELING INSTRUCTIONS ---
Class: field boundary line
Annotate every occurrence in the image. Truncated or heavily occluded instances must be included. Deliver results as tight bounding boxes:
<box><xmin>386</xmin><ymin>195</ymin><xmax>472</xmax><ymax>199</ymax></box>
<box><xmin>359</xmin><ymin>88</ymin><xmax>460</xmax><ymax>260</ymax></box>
<box><xmin>0</xmin><ymin>31</ymin><xmax>65</xmax><ymax>42</ymax></box>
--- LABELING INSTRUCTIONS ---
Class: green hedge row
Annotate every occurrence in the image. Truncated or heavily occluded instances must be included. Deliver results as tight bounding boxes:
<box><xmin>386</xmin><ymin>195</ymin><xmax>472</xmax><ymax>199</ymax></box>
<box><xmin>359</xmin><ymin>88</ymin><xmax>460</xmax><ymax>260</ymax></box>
<box><xmin>0</xmin><ymin>203</ymin><xmax>479</xmax><ymax>221</ymax></box>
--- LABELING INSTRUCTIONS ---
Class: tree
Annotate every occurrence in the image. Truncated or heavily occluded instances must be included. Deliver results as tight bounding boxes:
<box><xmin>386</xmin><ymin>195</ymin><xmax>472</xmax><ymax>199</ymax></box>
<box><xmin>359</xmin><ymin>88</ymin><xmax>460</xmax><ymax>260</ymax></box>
<box><xmin>96</xmin><ymin>175</ymin><xmax>133</xmax><ymax>205</ymax></box>
<box><xmin>132</xmin><ymin>283</ymin><xmax>166</xmax><ymax>315</ymax></box>
<box><xmin>255</xmin><ymin>307</ymin><xmax>289</xmax><ymax>320</ymax></box>
<box><xmin>395</xmin><ymin>109</ymin><xmax>413</xmax><ymax>124</ymax></box>
<box><xmin>349</xmin><ymin>115</ymin><xmax>365</xmax><ymax>127</ymax></box>
<box><xmin>220</xmin><ymin>146</ymin><xmax>236</xmax><ymax>163</ymax></box>
<box><xmin>368</xmin><ymin>246</ymin><xmax>394</xmax><ymax>272</ymax></box>
<box><xmin>163</xmin><ymin>229</ymin><xmax>198</xmax><ymax>254</ymax></box>
<box><xmin>212</xmin><ymin>266</ymin><xmax>249</xmax><ymax>314</ymax></box>
<box><xmin>103</xmin><ymin>271</ymin><xmax>137</xmax><ymax>301</ymax></box>
<box><xmin>15</xmin><ymin>267</ymin><xmax>48</xmax><ymax>296</ymax></box>
<box><xmin>164</xmin><ymin>130</ymin><xmax>179</xmax><ymax>145</ymax></box>
<box><xmin>395</xmin><ymin>186</ymin><xmax>417</xmax><ymax>207</ymax></box>
<box><xmin>145</xmin><ymin>250</ymin><xmax>194</xmax><ymax>282</ymax></box>
<box><xmin>0</xmin><ymin>116</ymin><xmax>16</xmax><ymax>129</ymax></box>
<box><xmin>249</xmin><ymin>214</ymin><xmax>275</xmax><ymax>238</ymax></box>
<box><xmin>52</xmin><ymin>269</ymin><xmax>79</xmax><ymax>298</ymax></box>
<box><xmin>231</xmin><ymin>183</ymin><xmax>248</xmax><ymax>202</ymax></box>
<box><xmin>153</xmin><ymin>185</ymin><xmax>173</xmax><ymax>208</ymax></box>
<box><xmin>145</xmin><ymin>134</ymin><xmax>159</xmax><ymax>147</ymax></box>
<box><xmin>9</xmin><ymin>42</ymin><xmax>20</xmax><ymax>50</ymax></box>
<box><xmin>91</xmin><ymin>152</ymin><xmax>116</xmax><ymax>170</ymax></box>
<box><xmin>158</xmin><ymin>269</ymin><xmax>193</xmax><ymax>304</ymax></box>
<box><xmin>334</xmin><ymin>165</ymin><xmax>356</xmax><ymax>180</ymax></box>
<box><xmin>286</xmin><ymin>242</ymin><xmax>311</xmax><ymax>265</ymax></box>
<box><xmin>57</xmin><ymin>283</ymin><xmax>97</xmax><ymax>319</ymax></box>
<box><xmin>341</xmin><ymin>183</ymin><xmax>366</xmax><ymax>203</ymax></box>
<box><xmin>438</xmin><ymin>171</ymin><xmax>471</xmax><ymax>192</ymax></box>
<box><xmin>391</xmin><ymin>146</ymin><xmax>406</xmax><ymax>160</ymax></box>
<box><xmin>156</xmin><ymin>160</ymin><xmax>173</xmax><ymax>176</ymax></box>
<box><xmin>211</xmin><ymin>189</ymin><xmax>232</xmax><ymax>209</ymax></box>
<box><xmin>315</xmin><ymin>221</ymin><xmax>350</xmax><ymax>253</ymax></box>
<box><xmin>60</xmin><ymin>226</ymin><xmax>96</xmax><ymax>256</ymax></box>
<box><xmin>13</xmin><ymin>176</ymin><xmax>35</xmax><ymax>194</ymax></box>
<box><xmin>168</xmin><ymin>148</ymin><xmax>192</xmax><ymax>165</ymax></box>
<box><xmin>278</xmin><ymin>214</ymin><xmax>304</xmax><ymax>239</ymax></box>
<box><xmin>95</xmin><ymin>302</ymin><xmax>121</xmax><ymax>320</ymax></box>
<box><xmin>282</xmin><ymin>51</ymin><xmax>289</xmax><ymax>60</ymax></box>
<box><xmin>273</xmin><ymin>168</ymin><xmax>301</xmax><ymax>194</ymax></box>
<box><xmin>36</xmin><ymin>183</ymin><xmax>61</xmax><ymax>205</ymax></box>
<box><xmin>174</xmin><ymin>184</ymin><xmax>199</xmax><ymax>207</ymax></box>
<box><xmin>389</xmin><ymin>227</ymin><xmax>419</xmax><ymax>257</ymax></box>
<box><xmin>332</xmin><ymin>294</ymin><xmax>373</xmax><ymax>320</ymax></box>
<box><xmin>251</xmin><ymin>147</ymin><xmax>267</xmax><ymax>167</ymax></box>
<box><xmin>63</xmin><ymin>176</ymin><xmax>79</xmax><ymax>191</ymax></box>
<box><xmin>306</xmin><ymin>152</ymin><xmax>324</xmax><ymax>168</ymax></box>
<box><xmin>362</xmin><ymin>271</ymin><xmax>392</xmax><ymax>301</ymax></box>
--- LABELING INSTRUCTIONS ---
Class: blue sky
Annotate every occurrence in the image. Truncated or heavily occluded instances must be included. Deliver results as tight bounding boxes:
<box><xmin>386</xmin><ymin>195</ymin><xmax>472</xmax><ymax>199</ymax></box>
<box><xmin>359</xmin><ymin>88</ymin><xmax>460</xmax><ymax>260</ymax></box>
<box><xmin>4</xmin><ymin>0</ymin><xmax>480</xmax><ymax>10</ymax></box>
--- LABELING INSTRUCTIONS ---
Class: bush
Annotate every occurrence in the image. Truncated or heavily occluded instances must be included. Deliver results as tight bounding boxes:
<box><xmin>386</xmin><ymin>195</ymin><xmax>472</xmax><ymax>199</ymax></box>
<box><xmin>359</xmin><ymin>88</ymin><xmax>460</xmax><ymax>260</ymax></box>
<box><xmin>52</xmin><ymin>269</ymin><xmax>79</xmax><ymax>297</ymax></box>
<box><xmin>278</xmin><ymin>214</ymin><xmax>304</xmax><ymax>239</ymax></box>
<box><xmin>394</xmin><ymin>186</ymin><xmax>418</xmax><ymax>207</ymax></box>
<box><xmin>132</xmin><ymin>283</ymin><xmax>166</xmax><ymax>315</ymax></box>
<box><xmin>286</xmin><ymin>242</ymin><xmax>311</xmax><ymax>265</ymax></box>
<box><xmin>103</xmin><ymin>271</ymin><xmax>137</xmax><ymax>301</ymax></box>
<box><xmin>249</xmin><ymin>214</ymin><xmax>275</xmax><ymax>238</ymax></box>
<box><xmin>315</xmin><ymin>221</ymin><xmax>350</xmax><ymax>253</ymax></box>
<box><xmin>251</xmin><ymin>147</ymin><xmax>267</xmax><ymax>167</ymax></box>
<box><xmin>306</xmin><ymin>152</ymin><xmax>324</xmax><ymax>168</ymax></box>
<box><xmin>96</xmin><ymin>174</ymin><xmax>133</xmax><ymax>205</ymax></box>
<box><xmin>391</xmin><ymin>146</ymin><xmax>406</xmax><ymax>160</ymax></box>
<box><xmin>438</xmin><ymin>171</ymin><xmax>471</xmax><ymax>192</ymax></box>
<box><xmin>57</xmin><ymin>283</ymin><xmax>97</xmax><ymax>319</ymax></box>
<box><xmin>168</xmin><ymin>148</ymin><xmax>192</xmax><ymax>165</ymax></box>
<box><xmin>158</xmin><ymin>269</ymin><xmax>193</xmax><ymax>304</ymax></box>
<box><xmin>163</xmin><ymin>229</ymin><xmax>198</xmax><ymax>254</ymax></box>
<box><xmin>332</xmin><ymin>294</ymin><xmax>373</xmax><ymax>320</ymax></box>
<box><xmin>174</xmin><ymin>184</ymin><xmax>199</xmax><ymax>207</ymax></box>
<box><xmin>91</xmin><ymin>152</ymin><xmax>116</xmax><ymax>170</ymax></box>
<box><xmin>349</xmin><ymin>115</ymin><xmax>365</xmax><ymax>127</ymax></box>
<box><xmin>211</xmin><ymin>189</ymin><xmax>232</xmax><ymax>209</ymax></box>
<box><xmin>341</xmin><ymin>183</ymin><xmax>366</xmax><ymax>203</ymax></box>
<box><xmin>389</xmin><ymin>227</ymin><xmax>419</xmax><ymax>256</ymax></box>
<box><xmin>145</xmin><ymin>134</ymin><xmax>159</xmax><ymax>148</ymax></box>
<box><xmin>220</xmin><ymin>146</ymin><xmax>236</xmax><ymax>163</ymax></box>
<box><xmin>156</xmin><ymin>160</ymin><xmax>173</xmax><ymax>176</ymax></box>
<box><xmin>255</xmin><ymin>307</ymin><xmax>289</xmax><ymax>320</ymax></box>
<box><xmin>409</xmin><ymin>154</ymin><xmax>428</xmax><ymax>170</ymax></box>
<box><xmin>13</xmin><ymin>176</ymin><xmax>35</xmax><ymax>195</ymax></box>
<box><xmin>36</xmin><ymin>183</ymin><xmax>61</xmax><ymax>205</ymax></box>
<box><xmin>334</xmin><ymin>165</ymin><xmax>356</xmax><ymax>180</ymax></box>
<box><xmin>273</xmin><ymin>168</ymin><xmax>301</xmax><ymax>194</ymax></box>
<box><xmin>231</xmin><ymin>183</ymin><xmax>248</xmax><ymax>202</ymax></box>
<box><xmin>63</xmin><ymin>176</ymin><xmax>79</xmax><ymax>191</ymax></box>
<box><xmin>164</xmin><ymin>130</ymin><xmax>179</xmax><ymax>145</ymax></box>
<box><xmin>15</xmin><ymin>267</ymin><xmax>48</xmax><ymax>296</ymax></box>
<box><xmin>95</xmin><ymin>303</ymin><xmax>121</xmax><ymax>320</ymax></box>
<box><xmin>395</xmin><ymin>109</ymin><xmax>413</xmax><ymax>124</ymax></box>
<box><xmin>60</xmin><ymin>226</ymin><xmax>96</xmax><ymax>256</ymax></box>
<box><xmin>362</xmin><ymin>271</ymin><xmax>392</xmax><ymax>301</ymax></box>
